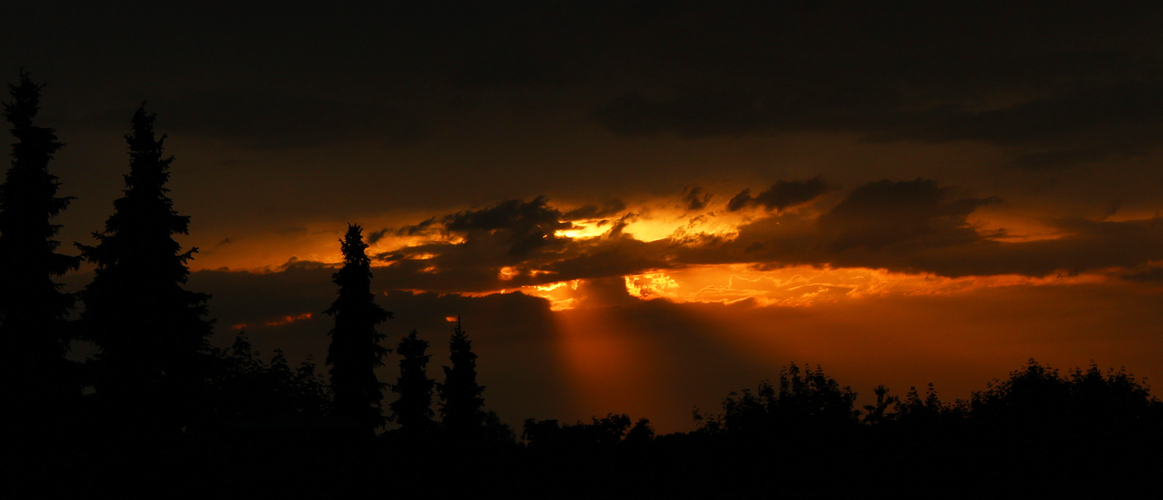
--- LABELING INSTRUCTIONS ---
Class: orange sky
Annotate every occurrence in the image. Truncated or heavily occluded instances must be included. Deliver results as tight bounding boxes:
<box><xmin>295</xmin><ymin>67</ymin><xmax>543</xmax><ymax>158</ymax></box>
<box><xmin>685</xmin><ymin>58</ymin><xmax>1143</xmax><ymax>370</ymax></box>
<box><xmin>19</xmin><ymin>3</ymin><xmax>1163</xmax><ymax>432</ymax></box>
<box><xmin>137</xmin><ymin>191</ymin><xmax>1163</xmax><ymax>432</ymax></box>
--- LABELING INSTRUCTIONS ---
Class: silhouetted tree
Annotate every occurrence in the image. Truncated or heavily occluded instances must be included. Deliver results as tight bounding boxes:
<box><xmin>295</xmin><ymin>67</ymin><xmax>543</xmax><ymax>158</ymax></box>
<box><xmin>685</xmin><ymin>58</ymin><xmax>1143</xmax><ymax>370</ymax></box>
<box><xmin>324</xmin><ymin>224</ymin><xmax>391</xmax><ymax>433</ymax></box>
<box><xmin>896</xmin><ymin>382</ymin><xmax>963</xmax><ymax>421</ymax></box>
<box><xmin>207</xmin><ymin>334</ymin><xmax>332</xmax><ymax>419</ymax></box>
<box><xmin>0</xmin><ymin>70</ymin><xmax>81</xmax><ymax>423</ymax></box>
<box><xmin>703</xmin><ymin>363</ymin><xmax>859</xmax><ymax>436</ymax></box>
<box><xmin>77</xmin><ymin>105</ymin><xmax>212</xmax><ymax>432</ymax></box>
<box><xmin>969</xmin><ymin>359</ymin><xmax>1163</xmax><ymax>438</ymax></box>
<box><xmin>482</xmin><ymin>409</ymin><xmax>517</xmax><ymax>445</ymax></box>
<box><xmin>521</xmin><ymin>413</ymin><xmax>645</xmax><ymax>452</ymax></box>
<box><xmin>862</xmin><ymin>384</ymin><xmax>897</xmax><ymax>425</ymax></box>
<box><xmin>437</xmin><ymin>316</ymin><xmax>485</xmax><ymax>439</ymax></box>
<box><xmin>390</xmin><ymin>330</ymin><xmax>434</xmax><ymax>434</ymax></box>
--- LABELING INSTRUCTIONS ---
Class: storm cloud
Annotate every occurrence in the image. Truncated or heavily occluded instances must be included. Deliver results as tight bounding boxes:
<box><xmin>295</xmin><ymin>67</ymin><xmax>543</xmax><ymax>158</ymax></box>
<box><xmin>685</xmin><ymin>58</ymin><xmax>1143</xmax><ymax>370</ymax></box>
<box><xmin>349</xmin><ymin>179</ymin><xmax>1163</xmax><ymax>293</ymax></box>
<box><xmin>727</xmin><ymin>176</ymin><xmax>835</xmax><ymax>213</ymax></box>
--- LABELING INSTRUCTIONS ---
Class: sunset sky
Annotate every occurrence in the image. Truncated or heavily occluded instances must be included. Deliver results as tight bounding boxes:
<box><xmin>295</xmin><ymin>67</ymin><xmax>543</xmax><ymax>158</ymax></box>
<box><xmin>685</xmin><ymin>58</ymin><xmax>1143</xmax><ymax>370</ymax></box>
<box><xmin>5</xmin><ymin>2</ymin><xmax>1163</xmax><ymax>431</ymax></box>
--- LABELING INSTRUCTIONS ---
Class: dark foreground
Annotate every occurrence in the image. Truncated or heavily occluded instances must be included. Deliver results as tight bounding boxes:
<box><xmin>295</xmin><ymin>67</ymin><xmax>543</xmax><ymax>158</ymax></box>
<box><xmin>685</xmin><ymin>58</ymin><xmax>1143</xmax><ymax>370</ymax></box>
<box><xmin>9</xmin><ymin>360</ymin><xmax>1163</xmax><ymax>498</ymax></box>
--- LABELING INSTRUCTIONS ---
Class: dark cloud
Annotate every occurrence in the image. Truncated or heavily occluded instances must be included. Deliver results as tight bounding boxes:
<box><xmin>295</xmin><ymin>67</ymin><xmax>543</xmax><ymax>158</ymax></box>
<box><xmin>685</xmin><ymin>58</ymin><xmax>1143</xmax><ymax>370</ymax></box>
<box><xmin>562</xmin><ymin>199</ymin><xmax>626</xmax><ymax>220</ymax></box>
<box><xmin>1122</xmin><ymin>266</ymin><xmax>1163</xmax><ymax>283</ymax></box>
<box><xmin>681</xmin><ymin>186</ymin><xmax>712</xmax><ymax>211</ymax></box>
<box><xmin>932</xmin><ymin>217</ymin><xmax>1163</xmax><ymax>278</ymax></box>
<box><xmin>68</xmin><ymin>91</ymin><xmax>426</xmax><ymax>150</ymax></box>
<box><xmin>818</xmin><ymin>179</ymin><xmax>1001</xmax><ymax>252</ymax></box>
<box><xmin>591</xmin><ymin>79</ymin><xmax>1163</xmax><ymax>167</ymax></box>
<box><xmin>367</xmin><ymin>228</ymin><xmax>391</xmax><ymax>245</ymax></box>
<box><xmin>364</xmin><ymin>197</ymin><xmax>603</xmax><ymax>293</ymax></box>
<box><xmin>159</xmin><ymin>92</ymin><xmax>427</xmax><ymax>149</ymax></box>
<box><xmin>396</xmin><ymin>217</ymin><xmax>439</xmax><ymax>237</ymax></box>
<box><xmin>727</xmin><ymin>176</ymin><xmax>835</xmax><ymax>212</ymax></box>
<box><xmin>356</xmin><ymin>184</ymin><xmax>1163</xmax><ymax>293</ymax></box>
<box><xmin>727</xmin><ymin>198</ymin><xmax>1163</xmax><ymax>278</ymax></box>
<box><xmin>372</xmin><ymin>251</ymin><xmax>404</xmax><ymax>263</ymax></box>
<box><xmin>11</xmin><ymin>3</ymin><xmax>1163</xmax><ymax>163</ymax></box>
<box><xmin>443</xmin><ymin>196</ymin><xmax>574</xmax><ymax>258</ymax></box>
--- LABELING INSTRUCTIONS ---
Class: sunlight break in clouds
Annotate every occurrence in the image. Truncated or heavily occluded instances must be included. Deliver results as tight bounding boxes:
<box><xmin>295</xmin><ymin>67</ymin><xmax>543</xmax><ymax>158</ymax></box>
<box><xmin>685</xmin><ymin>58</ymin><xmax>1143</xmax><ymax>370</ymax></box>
<box><xmin>231</xmin><ymin>312</ymin><xmax>314</xmax><ymax>330</ymax></box>
<box><xmin>621</xmin><ymin>265</ymin><xmax>1109</xmax><ymax>308</ymax></box>
<box><xmin>192</xmin><ymin>181</ymin><xmax>1160</xmax><ymax>315</ymax></box>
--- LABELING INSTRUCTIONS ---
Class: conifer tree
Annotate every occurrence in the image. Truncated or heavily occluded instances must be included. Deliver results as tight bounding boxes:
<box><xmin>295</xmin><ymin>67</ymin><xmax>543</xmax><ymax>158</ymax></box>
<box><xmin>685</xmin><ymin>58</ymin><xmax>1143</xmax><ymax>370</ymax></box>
<box><xmin>0</xmin><ymin>71</ymin><xmax>81</xmax><ymax>416</ymax></box>
<box><xmin>437</xmin><ymin>317</ymin><xmax>486</xmax><ymax>439</ymax></box>
<box><xmin>77</xmin><ymin>105</ymin><xmax>212</xmax><ymax>429</ymax></box>
<box><xmin>324</xmin><ymin>224</ymin><xmax>391</xmax><ymax>432</ymax></box>
<box><xmin>390</xmin><ymin>330</ymin><xmax>435</xmax><ymax>434</ymax></box>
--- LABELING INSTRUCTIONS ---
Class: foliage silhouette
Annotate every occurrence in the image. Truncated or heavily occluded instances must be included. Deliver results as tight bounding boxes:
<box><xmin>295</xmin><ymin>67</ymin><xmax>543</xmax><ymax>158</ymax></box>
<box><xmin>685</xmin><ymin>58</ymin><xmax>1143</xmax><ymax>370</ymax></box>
<box><xmin>324</xmin><ymin>224</ymin><xmax>391</xmax><ymax>433</ymax></box>
<box><xmin>861</xmin><ymin>384</ymin><xmax>897</xmax><ymax>425</ymax></box>
<box><xmin>0</xmin><ymin>70</ymin><xmax>81</xmax><ymax>424</ymax></box>
<box><xmin>697</xmin><ymin>363</ymin><xmax>859</xmax><ymax>436</ymax></box>
<box><xmin>389</xmin><ymin>330</ymin><xmax>435</xmax><ymax>435</ymax></box>
<box><xmin>437</xmin><ymin>316</ymin><xmax>486</xmax><ymax>440</ymax></box>
<box><xmin>205</xmin><ymin>334</ymin><xmax>332</xmax><ymax>420</ymax></box>
<box><xmin>482</xmin><ymin>409</ymin><xmax>518</xmax><ymax>445</ymax></box>
<box><xmin>77</xmin><ymin>104</ymin><xmax>213</xmax><ymax>434</ymax></box>
<box><xmin>522</xmin><ymin>413</ymin><xmax>650</xmax><ymax>451</ymax></box>
<box><xmin>971</xmin><ymin>359</ymin><xmax>1162</xmax><ymax>439</ymax></box>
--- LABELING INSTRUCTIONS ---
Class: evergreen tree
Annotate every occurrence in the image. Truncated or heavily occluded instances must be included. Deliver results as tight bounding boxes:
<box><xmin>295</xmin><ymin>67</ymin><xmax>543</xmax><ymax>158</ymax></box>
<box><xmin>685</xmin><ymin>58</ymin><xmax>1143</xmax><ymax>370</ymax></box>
<box><xmin>437</xmin><ymin>317</ymin><xmax>486</xmax><ymax>439</ymax></box>
<box><xmin>324</xmin><ymin>224</ymin><xmax>391</xmax><ymax>433</ymax></box>
<box><xmin>77</xmin><ymin>105</ymin><xmax>213</xmax><ymax>431</ymax></box>
<box><xmin>390</xmin><ymin>330</ymin><xmax>435</xmax><ymax>434</ymax></box>
<box><xmin>0</xmin><ymin>70</ymin><xmax>81</xmax><ymax>418</ymax></box>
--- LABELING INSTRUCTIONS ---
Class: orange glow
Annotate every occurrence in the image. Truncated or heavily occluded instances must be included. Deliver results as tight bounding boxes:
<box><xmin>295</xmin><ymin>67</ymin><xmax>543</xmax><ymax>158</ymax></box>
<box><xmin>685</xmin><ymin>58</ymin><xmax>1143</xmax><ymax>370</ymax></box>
<box><xmin>967</xmin><ymin>207</ymin><xmax>1067</xmax><ymax>244</ymax></box>
<box><xmin>621</xmin><ymin>265</ymin><xmax>1108</xmax><ymax>307</ymax></box>
<box><xmin>229</xmin><ymin>312</ymin><xmax>313</xmax><ymax>330</ymax></box>
<box><xmin>526</xmin><ymin>280</ymin><xmax>584</xmax><ymax>311</ymax></box>
<box><xmin>624</xmin><ymin>273</ymin><xmax>680</xmax><ymax>299</ymax></box>
<box><xmin>265</xmin><ymin>312</ymin><xmax>313</xmax><ymax>327</ymax></box>
<box><xmin>554</xmin><ymin>222</ymin><xmax>608</xmax><ymax>239</ymax></box>
<box><xmin>445</xmin><ymin>315</ymin><xmax>459</xmax><ymax>322</ymax></box>
<box><xmin>552</xmin><ymin>303</ymin><xmax>669</xmax><ymax>422</ymax></box>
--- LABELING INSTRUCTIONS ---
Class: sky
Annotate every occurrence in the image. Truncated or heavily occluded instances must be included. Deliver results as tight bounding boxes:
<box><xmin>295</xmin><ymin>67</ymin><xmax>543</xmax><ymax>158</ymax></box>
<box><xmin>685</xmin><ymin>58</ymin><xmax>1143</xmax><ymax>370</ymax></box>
<box><xmin>5</xmin><ymin>1</ymin><xmax>1163</xmax><ymax>432</ymax></box>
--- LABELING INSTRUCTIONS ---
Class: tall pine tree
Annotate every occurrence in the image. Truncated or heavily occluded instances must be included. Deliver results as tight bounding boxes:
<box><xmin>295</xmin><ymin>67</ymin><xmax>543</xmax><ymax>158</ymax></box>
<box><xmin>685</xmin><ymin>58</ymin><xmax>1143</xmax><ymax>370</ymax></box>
<box><xmin>78</xmin><ymin>105</ymin><xmax>212</xmax><ymax>431</ymax></box>
<box><xmin>437</xmin><ymin>317</ymin><xmax>486</xmax><ymax>439</ymax></box>
<box><xmin>325</xmin><ymin>224</ymin><xmax>391</xmax><ymax>433</ymax></box>
<box><xmin>0</xmin><ymin>71</ymin><xmax>81</xmax><ymax>419</ymax></box>
<box><xmin>390</xmin><ymin>330</ymin><xmax>435</xmax><ymax>435</ymax></box>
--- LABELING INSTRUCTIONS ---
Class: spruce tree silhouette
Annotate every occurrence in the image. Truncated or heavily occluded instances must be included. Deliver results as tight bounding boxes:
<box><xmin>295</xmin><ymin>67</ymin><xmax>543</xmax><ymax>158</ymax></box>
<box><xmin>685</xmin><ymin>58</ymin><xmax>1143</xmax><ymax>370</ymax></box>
<box><xmin>0</xmin><ymin>70</ymin><xmax>81</xmax><ymax>425</ymax></box>
<box><xmin>390</xmin><ymin>330</ymin><xmax>435</xmax><ymax>435</ymax></box>
<box><xmin>324</xmin><ymin>224</ymin><xmax>391</xmax><ymax>433</ymax></box>
<box><xmin>437</xmin><ymin>316</ymin><xmax>486</xmax><ymax>440</ymax></box>
<box><xmin>77</xmin><ymin>105</ymin><xmax>212</xmax><ymax>434</ymax></box>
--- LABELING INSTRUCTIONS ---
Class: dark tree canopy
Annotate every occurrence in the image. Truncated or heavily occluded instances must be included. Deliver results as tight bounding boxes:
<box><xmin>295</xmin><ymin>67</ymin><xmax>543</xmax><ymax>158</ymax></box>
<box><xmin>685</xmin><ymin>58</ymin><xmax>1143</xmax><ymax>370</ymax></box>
<box><xmin>207</xmin><ymin>334</ymin><xmax>332</xmax><ymax>420</ymax></box>
<box><xmin>77</xmin><ymin>105</ymin><xmax>213</xmax><ymax>430</ymax></box>
<box><xmin>0</xmin><ymin>70</ymin><xmax>80</xmax><ymax>418</ymax></box>
<box><xmin>437</xmin><ymin>317</ymin><xmax>486</xmax><ymax>439</ymax></box>
<box><xmin>324</xmin><ymin>224</ymin><xmax>391</xmax><ymax>432</ymax></box>
<box><xmin>697</xmin><ymin>363</ymin><xmax>859</xmax><ymax>436</ymax></box>
<box><xmin>390</xmin><ymin>330</ymin><xmax>435</xmax><ymax>434</ymax></box>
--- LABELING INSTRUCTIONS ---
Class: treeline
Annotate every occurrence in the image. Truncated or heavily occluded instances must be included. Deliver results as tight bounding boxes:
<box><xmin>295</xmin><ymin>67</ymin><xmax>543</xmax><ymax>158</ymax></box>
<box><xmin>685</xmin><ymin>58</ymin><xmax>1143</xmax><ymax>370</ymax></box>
<box><xmin>0</xmin><ymin>71</ymin><xmax>513</xmax><ymax>441</ymax></box>
<box><xmin>3</xmin><ymin>72</ymin><xmax>1163</xmax><ymax>497</ymax></box>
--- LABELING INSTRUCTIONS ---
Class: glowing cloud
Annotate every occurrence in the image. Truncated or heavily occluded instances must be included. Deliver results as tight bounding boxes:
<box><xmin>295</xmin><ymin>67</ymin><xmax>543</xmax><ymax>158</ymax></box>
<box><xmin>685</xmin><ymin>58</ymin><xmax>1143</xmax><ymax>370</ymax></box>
<box><xmin>230</xmin><ymin>312</ymin><xmax>314</xmax><ymax>330</ymax></box>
